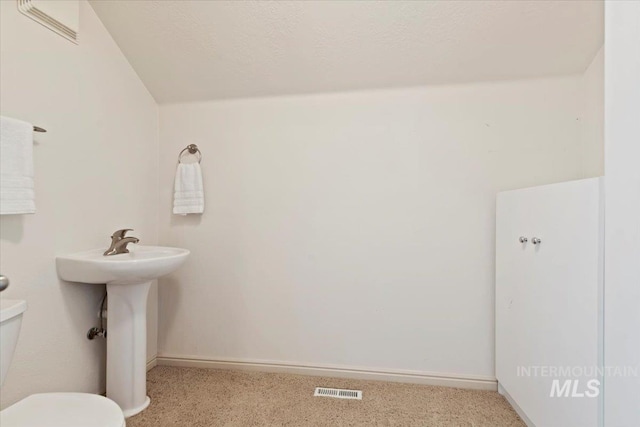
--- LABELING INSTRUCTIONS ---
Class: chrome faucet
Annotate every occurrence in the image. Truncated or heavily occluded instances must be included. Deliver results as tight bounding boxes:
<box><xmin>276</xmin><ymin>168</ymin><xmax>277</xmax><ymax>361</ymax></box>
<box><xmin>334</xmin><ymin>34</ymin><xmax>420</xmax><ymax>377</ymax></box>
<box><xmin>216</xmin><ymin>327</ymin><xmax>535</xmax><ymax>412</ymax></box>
<box><xmin>104</xmin><ymin>228</ymin><xmax>139</xmax><ymax>256</ymax></box>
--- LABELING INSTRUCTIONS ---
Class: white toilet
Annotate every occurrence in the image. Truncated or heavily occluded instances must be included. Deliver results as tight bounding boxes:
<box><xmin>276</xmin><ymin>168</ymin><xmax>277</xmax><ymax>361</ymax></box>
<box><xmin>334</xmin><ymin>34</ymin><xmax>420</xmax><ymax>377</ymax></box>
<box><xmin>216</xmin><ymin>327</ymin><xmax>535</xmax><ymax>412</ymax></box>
<box><xmin>0</xmin><ymin>299</ymin><xmax>125</xmax><ymax>427</ymax></box>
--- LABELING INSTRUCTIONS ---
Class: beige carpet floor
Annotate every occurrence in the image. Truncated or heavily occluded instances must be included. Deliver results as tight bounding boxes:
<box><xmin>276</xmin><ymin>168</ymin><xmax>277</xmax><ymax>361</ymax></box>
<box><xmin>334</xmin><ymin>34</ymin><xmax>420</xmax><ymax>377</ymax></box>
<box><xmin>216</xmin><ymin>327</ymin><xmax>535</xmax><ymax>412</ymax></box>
<box><xmin>127</xmin><ymin>366</ymin><xmax>525</xmax><ymax>427</ymax></box>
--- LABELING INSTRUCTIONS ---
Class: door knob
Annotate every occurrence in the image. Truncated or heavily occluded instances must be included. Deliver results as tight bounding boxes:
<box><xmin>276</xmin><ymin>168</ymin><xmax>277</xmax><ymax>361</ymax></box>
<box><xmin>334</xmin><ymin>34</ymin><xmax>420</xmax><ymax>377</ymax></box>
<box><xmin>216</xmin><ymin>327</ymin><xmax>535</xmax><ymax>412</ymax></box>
<box><xmin>519</xmin><ymin>236</ymin><xmax>528</xmax><ymax>243</ymax></box>
<box><xmin>532</xmin><ymin>237</ymin><xmax>542</xmax><ymax>245</ymax></box>
<box><xmin>0</xmin><ymin>275</ymin><xmax>9</xmax><ymax>292</ymax></box>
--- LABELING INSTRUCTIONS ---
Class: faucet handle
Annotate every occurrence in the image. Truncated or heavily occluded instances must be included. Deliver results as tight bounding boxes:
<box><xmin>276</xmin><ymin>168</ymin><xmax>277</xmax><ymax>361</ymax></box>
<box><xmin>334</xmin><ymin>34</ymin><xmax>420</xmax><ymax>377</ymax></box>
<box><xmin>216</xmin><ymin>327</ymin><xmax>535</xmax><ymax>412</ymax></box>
<box><xmin>111</xmin><ymin>228</ymin><xmax>133</xmax><ymax>238</ymax></box>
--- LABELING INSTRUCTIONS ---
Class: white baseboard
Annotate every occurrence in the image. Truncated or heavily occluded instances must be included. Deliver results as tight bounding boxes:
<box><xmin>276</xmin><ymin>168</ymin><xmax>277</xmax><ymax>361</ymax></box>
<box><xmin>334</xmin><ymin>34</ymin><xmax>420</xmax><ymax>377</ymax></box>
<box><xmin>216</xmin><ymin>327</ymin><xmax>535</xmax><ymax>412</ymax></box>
<box><xmin>156</xmin><ymin>354</ymin><xmax>497</xmax><ymax>391</ymax></box>
<box><xmin>146</xmin><ymin>357</ymin><xmax>157</xmax><ymax>372</ymax></box>
<box><xmin>498</xmin><ymin>383</ymin><xmax>535</xmax><ymax>426</ymax></box>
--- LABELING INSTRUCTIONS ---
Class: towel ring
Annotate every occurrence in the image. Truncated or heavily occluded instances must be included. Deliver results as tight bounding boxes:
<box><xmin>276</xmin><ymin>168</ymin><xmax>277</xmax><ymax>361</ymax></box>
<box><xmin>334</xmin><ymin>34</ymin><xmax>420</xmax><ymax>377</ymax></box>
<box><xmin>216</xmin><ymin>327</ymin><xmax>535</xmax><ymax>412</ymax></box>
<box><xmin>178</xmin><ymin>144</ymin><xmax>202</xmax><ymax>163</ymax></box>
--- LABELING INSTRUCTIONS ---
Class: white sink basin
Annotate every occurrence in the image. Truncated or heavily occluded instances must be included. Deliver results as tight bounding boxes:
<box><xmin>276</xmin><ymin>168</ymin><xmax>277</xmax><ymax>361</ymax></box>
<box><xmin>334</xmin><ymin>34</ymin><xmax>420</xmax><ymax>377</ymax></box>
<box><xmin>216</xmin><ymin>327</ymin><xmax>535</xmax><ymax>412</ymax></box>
<box><xmin>56</xmin><ymin>246</ymin><xmax>189</xmax><ymax>285</ymax></box>
<box><xmin>56</xmin><ymin>245</ymin><xmax>189</xmax><ymax>418</ymax></box>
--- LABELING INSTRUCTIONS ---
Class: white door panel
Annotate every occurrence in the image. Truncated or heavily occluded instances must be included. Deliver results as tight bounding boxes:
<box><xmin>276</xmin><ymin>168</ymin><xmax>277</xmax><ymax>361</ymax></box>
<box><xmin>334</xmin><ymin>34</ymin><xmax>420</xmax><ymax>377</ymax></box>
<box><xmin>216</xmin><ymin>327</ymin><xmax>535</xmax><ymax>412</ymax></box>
<box><xmin>496</xmin><ymin>178</ymin><xmax>604</xmax><ymax>427</ymax></box>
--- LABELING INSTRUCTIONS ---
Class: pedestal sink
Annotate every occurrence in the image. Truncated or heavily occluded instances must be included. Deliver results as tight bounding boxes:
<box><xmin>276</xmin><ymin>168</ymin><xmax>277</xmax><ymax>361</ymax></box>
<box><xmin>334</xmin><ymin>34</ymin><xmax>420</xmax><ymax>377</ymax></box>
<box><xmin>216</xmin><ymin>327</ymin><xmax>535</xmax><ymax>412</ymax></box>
<box><xmin>56</xmin><ymin>246</ymin><xmax>189</xmax><ymax>417</ymax></box>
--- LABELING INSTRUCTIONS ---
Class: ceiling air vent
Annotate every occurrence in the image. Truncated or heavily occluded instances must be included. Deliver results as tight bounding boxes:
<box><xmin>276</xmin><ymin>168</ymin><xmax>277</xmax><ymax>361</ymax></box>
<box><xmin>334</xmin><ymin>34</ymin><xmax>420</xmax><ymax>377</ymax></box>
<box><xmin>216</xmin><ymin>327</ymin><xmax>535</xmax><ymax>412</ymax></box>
<box><xmin>314</xmin><ymin>387</ymin><xmax>362</xmax><ymax>400</ymax></box>
<box><xmin>18</xmin><ymin>0</ymin><xmax>79</xmax><ymax>44</ymax></box>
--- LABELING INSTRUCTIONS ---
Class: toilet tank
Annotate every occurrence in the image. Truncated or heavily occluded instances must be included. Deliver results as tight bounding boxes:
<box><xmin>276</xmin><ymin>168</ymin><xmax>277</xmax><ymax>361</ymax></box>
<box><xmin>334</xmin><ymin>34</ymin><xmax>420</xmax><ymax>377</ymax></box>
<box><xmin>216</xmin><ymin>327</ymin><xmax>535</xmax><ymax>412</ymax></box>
<box><xmin>0</xmin><ymin>299</ymin><xmax>27</xmax><ymax>387</ymax></box>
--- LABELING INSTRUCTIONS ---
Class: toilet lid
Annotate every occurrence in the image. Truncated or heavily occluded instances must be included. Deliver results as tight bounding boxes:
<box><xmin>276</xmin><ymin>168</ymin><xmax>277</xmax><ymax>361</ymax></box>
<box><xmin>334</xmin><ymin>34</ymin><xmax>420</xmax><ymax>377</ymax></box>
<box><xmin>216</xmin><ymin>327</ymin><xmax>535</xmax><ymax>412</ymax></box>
<box><xmin>0</xmin><ymin>393</ymin><xmax>125</xmax><ymax>427</ymax></box>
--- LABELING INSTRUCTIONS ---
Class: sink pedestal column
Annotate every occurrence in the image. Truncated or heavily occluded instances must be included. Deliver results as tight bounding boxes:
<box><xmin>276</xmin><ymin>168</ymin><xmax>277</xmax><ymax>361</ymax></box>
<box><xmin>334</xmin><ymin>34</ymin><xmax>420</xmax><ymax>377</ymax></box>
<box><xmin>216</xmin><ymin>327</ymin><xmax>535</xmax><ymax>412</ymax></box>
<box><xmin>106</xmin><ymin>280</ymin><xmax>152</xmax><ymax>418</ymax></box>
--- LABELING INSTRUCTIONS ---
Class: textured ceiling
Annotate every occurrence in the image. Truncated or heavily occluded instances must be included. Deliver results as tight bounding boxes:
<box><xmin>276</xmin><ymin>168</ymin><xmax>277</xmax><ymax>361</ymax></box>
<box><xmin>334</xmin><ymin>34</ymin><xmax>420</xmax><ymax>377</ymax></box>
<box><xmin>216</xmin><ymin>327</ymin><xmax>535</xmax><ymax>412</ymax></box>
<box><xmin>89</xmin><ymin>0</ymin><xmax>603</xmax><ymax>104</ymax></box>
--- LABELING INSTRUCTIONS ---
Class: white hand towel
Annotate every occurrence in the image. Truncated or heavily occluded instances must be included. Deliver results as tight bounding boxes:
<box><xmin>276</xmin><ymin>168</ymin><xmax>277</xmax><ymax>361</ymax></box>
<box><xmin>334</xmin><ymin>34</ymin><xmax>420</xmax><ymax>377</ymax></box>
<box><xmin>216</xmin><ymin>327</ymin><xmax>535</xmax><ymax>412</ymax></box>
<box><xmin>0</xmin><ymin>116</ymin><xmax>35</xmax><ymax>215</ymax></box>
<box><xmin>173</xmin><ymin>162</ymin><xmax>204</xmax><ymax>215</ymax></box>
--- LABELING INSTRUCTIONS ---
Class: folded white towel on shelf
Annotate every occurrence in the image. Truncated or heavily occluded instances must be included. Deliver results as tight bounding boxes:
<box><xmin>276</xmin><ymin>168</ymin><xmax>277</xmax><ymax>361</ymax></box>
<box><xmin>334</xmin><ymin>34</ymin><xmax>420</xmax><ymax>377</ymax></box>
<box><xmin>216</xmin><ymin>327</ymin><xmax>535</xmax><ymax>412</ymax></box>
<box><xmin>0</xmin><ymin>116</ymin><xmax>35</xmax><ymax>215</ymax></box>
<box><xmin>173</xmin><ymin>162</ymin><xmax>204</xmax><ymax>215</ymax></box>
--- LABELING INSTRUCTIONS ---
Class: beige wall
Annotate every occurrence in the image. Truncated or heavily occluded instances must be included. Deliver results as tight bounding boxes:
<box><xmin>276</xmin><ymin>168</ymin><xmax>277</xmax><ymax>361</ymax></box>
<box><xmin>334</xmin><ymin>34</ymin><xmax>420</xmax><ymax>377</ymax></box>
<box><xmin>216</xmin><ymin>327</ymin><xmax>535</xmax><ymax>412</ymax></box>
<box><xmin>580</xmin><ymin>47</ymin><xmax>605</xmax><ymax>178</ymax></box>
<box><xmin>157</xmin><ymin>75</ymin><xmax>594</xmax><ymax>381</ymax></box>
<box><xmin>0</xmin><ymin>0</ymin><xmax>158</xmax><ymax>407</ymax></box>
